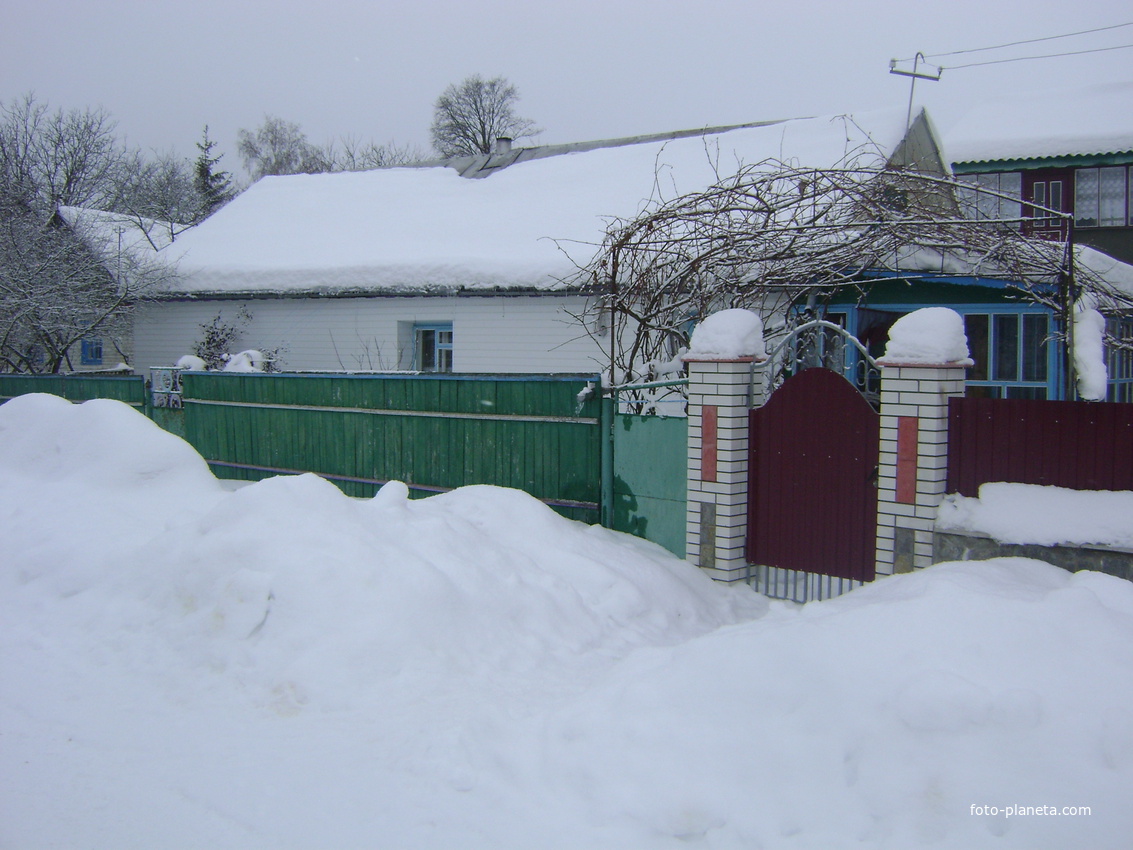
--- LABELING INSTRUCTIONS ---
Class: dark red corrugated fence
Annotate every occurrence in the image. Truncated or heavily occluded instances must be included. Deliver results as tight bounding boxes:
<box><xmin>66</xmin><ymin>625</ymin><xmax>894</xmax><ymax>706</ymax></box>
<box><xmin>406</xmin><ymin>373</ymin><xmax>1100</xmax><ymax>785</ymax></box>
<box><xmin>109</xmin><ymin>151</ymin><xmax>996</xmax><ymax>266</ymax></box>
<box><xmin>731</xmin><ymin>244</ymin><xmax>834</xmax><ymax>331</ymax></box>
<box><xmin>947</xmin><ymin>397</ymin><xmax>1133</xmax><ymax>496</ymax></box>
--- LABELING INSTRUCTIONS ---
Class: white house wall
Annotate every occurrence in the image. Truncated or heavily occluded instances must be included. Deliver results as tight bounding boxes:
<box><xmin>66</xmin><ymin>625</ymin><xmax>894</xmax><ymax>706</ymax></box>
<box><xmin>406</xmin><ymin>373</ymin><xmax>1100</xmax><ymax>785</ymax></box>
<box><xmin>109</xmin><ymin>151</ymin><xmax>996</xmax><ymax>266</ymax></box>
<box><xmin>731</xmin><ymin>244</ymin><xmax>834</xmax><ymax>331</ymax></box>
<box><xmin>131</xmin><ymin>294</ymin><xmax>606</xmax><ymax>375</ymax></box>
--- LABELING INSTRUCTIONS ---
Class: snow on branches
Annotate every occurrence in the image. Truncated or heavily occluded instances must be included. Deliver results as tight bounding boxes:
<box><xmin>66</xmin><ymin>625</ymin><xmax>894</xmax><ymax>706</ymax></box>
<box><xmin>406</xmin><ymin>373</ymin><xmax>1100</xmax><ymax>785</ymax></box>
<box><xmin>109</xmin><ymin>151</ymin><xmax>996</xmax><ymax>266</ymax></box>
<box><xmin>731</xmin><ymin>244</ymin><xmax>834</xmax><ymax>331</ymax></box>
<box><xmin>568</xmin><ymin>145</ymin><xmax>1130</xmax><ymax>392</ymax></box>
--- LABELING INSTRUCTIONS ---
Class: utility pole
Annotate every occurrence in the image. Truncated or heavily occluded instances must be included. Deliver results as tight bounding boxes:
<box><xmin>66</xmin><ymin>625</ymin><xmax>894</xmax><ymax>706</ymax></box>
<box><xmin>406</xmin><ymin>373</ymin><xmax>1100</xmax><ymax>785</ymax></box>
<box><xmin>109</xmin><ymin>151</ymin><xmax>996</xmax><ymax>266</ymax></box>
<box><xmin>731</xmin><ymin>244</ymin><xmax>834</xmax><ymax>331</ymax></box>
<box><xmin>889</xmin><ymin>53</ymin><xmax>942</xmax><ymax>128</ymax></box>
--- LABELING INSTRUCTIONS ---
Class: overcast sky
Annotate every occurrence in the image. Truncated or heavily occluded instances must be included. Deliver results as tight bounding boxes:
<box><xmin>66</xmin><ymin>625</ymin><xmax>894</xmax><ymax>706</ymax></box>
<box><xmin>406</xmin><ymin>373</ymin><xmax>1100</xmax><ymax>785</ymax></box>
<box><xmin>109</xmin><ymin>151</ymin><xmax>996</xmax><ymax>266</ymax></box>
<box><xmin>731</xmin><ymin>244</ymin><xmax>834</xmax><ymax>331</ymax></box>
<box><xmin>2</xmin><ymin>0</ymin><xmax>1130</xmax><ymax>179</ymax></box>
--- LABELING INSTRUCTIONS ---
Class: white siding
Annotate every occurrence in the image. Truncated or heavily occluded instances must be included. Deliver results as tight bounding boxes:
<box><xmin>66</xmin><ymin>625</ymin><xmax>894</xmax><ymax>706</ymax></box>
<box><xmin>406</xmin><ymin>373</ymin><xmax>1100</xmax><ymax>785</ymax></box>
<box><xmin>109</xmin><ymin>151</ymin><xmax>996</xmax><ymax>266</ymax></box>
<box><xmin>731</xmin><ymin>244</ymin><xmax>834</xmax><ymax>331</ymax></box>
<box><xmin>132</xmin><ymin>294</ymin><xmax>607</xmax><ymax>374</ymax></box>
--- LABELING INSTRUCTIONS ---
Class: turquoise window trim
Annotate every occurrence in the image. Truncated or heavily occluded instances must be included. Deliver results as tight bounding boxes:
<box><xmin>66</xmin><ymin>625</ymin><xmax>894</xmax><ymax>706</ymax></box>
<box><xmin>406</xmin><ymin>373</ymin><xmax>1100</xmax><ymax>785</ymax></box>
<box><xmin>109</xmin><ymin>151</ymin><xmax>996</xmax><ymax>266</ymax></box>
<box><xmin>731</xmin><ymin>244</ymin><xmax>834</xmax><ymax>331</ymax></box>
<box><xmin>812</xmin><ymin>302</ymin><xmax>1065</xmax><ymax>399</ymax></box>
<box><xmin>413</xmin><ymin>322</ymin><xmax>454</xmax><ymax>372</ymax></box>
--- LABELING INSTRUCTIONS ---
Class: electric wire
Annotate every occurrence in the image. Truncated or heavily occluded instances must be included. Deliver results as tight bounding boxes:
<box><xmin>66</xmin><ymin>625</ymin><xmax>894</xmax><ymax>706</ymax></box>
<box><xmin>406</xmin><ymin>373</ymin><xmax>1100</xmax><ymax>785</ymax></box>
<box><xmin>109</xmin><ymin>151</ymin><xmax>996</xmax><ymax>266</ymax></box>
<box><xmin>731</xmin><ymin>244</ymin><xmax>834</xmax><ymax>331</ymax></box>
<box><xmin>917</xmin><ymin>21</ymin><xmax>1133</xmax><ymax>61</ymax></box>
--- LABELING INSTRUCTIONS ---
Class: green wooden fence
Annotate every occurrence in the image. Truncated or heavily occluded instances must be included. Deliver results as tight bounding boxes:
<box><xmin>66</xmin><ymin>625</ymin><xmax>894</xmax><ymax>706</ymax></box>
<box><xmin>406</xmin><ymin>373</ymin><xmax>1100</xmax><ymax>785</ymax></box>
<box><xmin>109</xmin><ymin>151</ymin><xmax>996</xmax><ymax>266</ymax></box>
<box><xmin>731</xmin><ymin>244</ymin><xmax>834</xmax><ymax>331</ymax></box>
<box><xmin>0</xmin><ymin>374</ymin><xmax>145</xmax><ymax>407</ymax></box>
<box><xmin>1</xmin><ymin>370</ymin><xmax>690</xmax><ymax>553</ymax></box>
<box><xmin>179</xmin><ymin>372</ymin><xmax>603</xmax><ymax>523</ymax></box>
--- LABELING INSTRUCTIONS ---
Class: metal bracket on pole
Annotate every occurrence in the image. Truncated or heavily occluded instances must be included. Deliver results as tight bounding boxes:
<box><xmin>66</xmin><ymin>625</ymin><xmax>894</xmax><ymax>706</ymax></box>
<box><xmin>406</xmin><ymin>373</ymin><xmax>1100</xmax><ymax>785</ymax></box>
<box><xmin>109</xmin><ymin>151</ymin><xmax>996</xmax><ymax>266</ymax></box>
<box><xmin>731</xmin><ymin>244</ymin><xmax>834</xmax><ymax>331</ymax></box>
<box><xmin>889</xmin><ymin>53</ymin><xmax>942</xmax><ymax>129</ymax></box>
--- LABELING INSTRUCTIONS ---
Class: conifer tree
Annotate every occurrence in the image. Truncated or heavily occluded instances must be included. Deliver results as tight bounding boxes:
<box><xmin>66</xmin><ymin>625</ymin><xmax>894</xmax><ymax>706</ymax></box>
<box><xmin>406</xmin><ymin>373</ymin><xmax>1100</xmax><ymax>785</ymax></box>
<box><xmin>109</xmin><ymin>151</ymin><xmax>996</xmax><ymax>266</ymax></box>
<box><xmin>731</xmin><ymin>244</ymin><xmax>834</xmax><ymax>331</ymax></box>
<box><xmin>194</xmin><ymin>126</ymin><xmax>235</xmax><ymax>217</ymax></box>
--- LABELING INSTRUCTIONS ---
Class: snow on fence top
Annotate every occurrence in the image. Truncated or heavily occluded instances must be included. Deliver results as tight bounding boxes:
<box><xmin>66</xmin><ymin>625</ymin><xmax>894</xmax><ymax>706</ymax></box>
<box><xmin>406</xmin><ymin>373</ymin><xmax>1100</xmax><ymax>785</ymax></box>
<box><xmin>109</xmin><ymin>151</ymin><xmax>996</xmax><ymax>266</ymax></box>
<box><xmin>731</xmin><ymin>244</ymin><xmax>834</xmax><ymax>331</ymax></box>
<box><xmin>159</xmin><ymin>110</ymin><xmax>908</xmax><ymax>296</ymax></box>
<box><xmin>879</xmin><ymin>307</ymin><xmax>973</xmax><ymax>366</ymax></box>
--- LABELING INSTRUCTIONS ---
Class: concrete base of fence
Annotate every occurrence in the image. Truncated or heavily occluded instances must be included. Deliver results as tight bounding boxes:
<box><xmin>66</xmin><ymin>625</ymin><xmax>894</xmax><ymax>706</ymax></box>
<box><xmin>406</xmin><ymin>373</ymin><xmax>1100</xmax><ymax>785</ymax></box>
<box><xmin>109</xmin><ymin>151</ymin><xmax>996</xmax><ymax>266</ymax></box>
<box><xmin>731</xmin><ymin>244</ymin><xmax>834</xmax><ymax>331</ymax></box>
<box><xmin>934</xmin><ymin>530</ymin><xmax>1133</xmax><ymax>583</ymax></box>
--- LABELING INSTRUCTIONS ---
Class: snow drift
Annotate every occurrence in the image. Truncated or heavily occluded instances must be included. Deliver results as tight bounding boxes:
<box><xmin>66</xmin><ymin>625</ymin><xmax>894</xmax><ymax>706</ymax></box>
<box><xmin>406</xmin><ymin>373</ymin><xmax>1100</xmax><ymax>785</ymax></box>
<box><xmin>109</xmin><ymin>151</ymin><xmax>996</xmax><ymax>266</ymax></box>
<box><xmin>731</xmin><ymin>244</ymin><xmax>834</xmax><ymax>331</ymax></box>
<box><xmin>2</xmin><ymin>394</ymin><xmax>1132</xmax><ymax>849</ymax></box>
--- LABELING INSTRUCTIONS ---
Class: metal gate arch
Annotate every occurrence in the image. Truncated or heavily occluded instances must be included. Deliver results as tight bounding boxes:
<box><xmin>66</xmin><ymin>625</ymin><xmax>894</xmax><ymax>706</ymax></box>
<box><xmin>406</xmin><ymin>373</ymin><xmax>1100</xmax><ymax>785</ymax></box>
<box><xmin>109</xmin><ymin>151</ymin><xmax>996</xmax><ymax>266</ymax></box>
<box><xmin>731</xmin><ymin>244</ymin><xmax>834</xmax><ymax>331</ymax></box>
<box><xmin>746</xmin><ymin>366</ymin><xmax>879</xmax><ymax>597</ymax></box>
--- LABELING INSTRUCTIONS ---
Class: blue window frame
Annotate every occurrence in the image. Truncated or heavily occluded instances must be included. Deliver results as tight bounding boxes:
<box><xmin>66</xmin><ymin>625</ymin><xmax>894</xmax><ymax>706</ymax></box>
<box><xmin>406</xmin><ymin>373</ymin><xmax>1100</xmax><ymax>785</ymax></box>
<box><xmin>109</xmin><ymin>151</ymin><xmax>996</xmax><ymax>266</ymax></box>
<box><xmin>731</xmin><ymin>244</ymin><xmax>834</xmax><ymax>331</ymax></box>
<box><xmin>1107</xmin><ymin>316</ymin><xmax>1133</xmax><ymax>403</ymax></box>
<box><xmin>822</xmin><ymin>302</ymin><xmax>1063</xmax><ymax>399</ymax></box>
<box><xmin>80</xmin><ymin>338</ymin><xmax>103</xmax><ymax>366</ymax></box>
<box><xmin>414</xmin><ymin>323</ymin><xmax>453</xmax><ymax>372</ymax></box>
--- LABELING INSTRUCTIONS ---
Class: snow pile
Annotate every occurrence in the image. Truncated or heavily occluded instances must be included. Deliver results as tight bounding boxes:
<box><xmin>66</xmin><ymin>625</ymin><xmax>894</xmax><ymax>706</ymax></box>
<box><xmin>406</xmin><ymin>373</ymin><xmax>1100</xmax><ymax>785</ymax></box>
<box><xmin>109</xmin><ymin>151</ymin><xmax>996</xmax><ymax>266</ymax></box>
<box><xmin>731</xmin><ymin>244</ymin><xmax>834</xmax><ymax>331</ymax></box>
<box><xmin>938</xmin><ymin>482</ymin><xmax>1133</xmax><ymax>549</ymax></box>
<box><xmin>222</xmin><ymin>349</ymin><xmax>269</xmax><ymax>372</ymax></box>
<box><xmin>3</xmin><ymin>395</ymin><xmax>1133</xmax><ymax>848</ymax></box>
<box><xmin>1073</xmin><ymin>297</ymin><xmax>1108</xmax><ymax>401</ymax></box>
<box><xmin>880</xmin><ymin>307</ymin><xmax>973</xmax><ymax>365</ymax></box>
<box><xmin>686</xmin><ymin>308</ymin><xmax>766</xmax><ymax>358</ymax></box>
<box><xmin>174</xmin><ymin>354</ymin><xmax>207</xmax><ymax>371</ymax></box>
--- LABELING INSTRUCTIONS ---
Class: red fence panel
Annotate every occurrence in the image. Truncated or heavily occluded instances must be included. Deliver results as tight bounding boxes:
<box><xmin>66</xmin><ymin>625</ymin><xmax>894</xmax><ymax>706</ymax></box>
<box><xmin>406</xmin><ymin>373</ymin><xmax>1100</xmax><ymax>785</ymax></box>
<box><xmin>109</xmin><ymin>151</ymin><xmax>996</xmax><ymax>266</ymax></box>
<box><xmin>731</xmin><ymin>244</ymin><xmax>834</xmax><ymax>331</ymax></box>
<box><xmin>947</xmin><ymin>397</ymin><xmax>1133</xmax><ymax>496</ymax></box>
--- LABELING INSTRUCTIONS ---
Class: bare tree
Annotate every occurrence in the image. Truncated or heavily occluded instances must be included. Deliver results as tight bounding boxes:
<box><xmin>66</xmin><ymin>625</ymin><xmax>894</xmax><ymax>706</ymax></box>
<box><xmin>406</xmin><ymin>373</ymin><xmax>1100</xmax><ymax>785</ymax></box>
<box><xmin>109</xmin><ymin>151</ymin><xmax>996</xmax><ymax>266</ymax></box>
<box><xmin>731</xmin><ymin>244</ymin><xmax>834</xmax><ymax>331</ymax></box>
<box><xmin>568</xmin><ymin>145</ymin><xmax>1131</xmax><ymax>396</ymax></box>
<box><xmin>328</xmin><ymin>135</ymin><xmax>423</xmax><ymax>171</ymax></box>
<box><xmin>429</xmin><ymin>74</ymin><xmax>540</xmax><ymax>157</ymax></box>
<box><xmin>238</xmin><ymin>115</ymin><xmax>422</xmax><ymax>179</ymax></box>
<box><xmin>0</xmin><ymin>93</ymin><xmax>138</xmax><ymax>213</ymax></box>
<box><xmin>0</xmin><ymin>201</ymin><xmax>174</xmax><ymax>372</ymax></box>
<box><xmin>0</xmin><ymin>93</ymin><xmax>181</xmax><ymax>373</ymax></box>
<box><xmin>237</xmin><ymin>115</ymin><xmax>331</xmax><ymax>180</ymax></box>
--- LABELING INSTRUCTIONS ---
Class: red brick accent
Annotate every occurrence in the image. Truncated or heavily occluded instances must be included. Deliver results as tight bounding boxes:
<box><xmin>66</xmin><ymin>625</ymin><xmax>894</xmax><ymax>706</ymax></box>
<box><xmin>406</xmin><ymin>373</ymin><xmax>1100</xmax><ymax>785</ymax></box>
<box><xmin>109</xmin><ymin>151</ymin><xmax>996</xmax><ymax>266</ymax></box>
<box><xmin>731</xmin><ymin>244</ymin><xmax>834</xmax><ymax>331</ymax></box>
<box><xmin>896</xmin><ymin>416</ymin><xmax>918</xmax><ymax>504</ymax></box>
<box><xmin>701</xmin><ymin>404</ymin><xmax>718</xmax><ymax>482</ymax></box>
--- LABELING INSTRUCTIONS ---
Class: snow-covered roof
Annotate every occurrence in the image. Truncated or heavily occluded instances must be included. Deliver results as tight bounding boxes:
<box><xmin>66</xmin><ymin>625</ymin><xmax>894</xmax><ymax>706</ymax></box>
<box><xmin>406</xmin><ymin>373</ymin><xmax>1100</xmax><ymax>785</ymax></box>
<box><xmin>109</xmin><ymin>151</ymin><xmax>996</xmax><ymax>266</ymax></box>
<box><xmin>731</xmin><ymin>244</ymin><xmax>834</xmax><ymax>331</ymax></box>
<box><xmin>160</xmin><ymin>110</ymin><xmax>911</xmax><ymax>296</ymax></box>
<box><xmin>56</xmin><ymin>206</ymin><xmax>181</xmax><ymax>258</ymax></box>
<box><xmin>944</xmin><ymin>81</ymin><xmax>1133</xmax><ymax>166</ymax></box>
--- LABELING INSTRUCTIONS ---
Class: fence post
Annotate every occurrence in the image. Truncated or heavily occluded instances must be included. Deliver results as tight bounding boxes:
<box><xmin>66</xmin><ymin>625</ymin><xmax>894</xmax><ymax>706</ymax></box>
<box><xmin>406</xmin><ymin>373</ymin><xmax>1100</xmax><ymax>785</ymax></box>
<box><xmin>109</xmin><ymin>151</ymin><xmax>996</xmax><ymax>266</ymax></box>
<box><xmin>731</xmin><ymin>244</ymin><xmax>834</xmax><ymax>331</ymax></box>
<box><xmin>684</xmin><ymin>355</ymin><xmax>763</xmax><ymax>582</ymax></box>
<box><xmin>874</xmin><ymin>360</ymin><xmax>968</xmax><ymax>576</ymax></box>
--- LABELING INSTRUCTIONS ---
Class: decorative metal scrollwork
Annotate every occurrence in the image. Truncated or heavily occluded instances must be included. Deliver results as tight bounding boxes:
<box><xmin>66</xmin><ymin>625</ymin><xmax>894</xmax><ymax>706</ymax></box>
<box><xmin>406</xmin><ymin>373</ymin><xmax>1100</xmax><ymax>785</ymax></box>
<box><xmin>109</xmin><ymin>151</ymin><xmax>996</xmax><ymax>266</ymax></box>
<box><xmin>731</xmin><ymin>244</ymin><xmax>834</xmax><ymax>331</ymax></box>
<box><xmin>150</xmin><ymin>367</ymin><xmax>183</xmax><ymax>409</ymax></box>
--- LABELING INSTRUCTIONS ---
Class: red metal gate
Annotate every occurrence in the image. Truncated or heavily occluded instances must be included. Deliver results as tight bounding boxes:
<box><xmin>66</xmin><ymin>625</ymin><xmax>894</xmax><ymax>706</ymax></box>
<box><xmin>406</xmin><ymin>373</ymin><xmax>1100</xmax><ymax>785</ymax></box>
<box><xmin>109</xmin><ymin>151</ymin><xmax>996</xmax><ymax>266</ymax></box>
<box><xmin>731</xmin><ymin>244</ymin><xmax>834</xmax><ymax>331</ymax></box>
<box><xmin>746</xmin><ymin>367</ymin><xmax>879</xmax><ymax>582</ymax></box>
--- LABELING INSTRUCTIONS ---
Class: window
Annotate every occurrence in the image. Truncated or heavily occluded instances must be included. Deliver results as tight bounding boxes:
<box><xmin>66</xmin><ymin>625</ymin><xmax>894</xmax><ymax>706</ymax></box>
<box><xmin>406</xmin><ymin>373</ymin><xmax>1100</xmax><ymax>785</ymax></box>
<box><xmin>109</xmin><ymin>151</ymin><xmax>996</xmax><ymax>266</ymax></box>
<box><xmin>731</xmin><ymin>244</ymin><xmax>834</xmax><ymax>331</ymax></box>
<box><xmin>80</xmin><ymin>338</ymin><xmax>103</xmax><ymax>366</ymax></box>
<box><xmin>956</xmin><ymin>172</ymin><xmax>1022</xmax><ymax>225</ymax></box>
<box><xmin>1075</xmin><ymin>166</ymin><xmax>1130</xmax><ymax>227</ymax></box>
<box><xmin>414</xmin><ymin>323</ymin><xmax>453</xmax><ymax>372</ymax></box>
<box><xmin>1107</xmin><ymin>316</ymin><xmax>1133</xmax><ymax>403</ymax></box>
<box><xmin>964</xmin><ymin>312</ymin><xmax>1050</xmax><ymax>399</ymax></box>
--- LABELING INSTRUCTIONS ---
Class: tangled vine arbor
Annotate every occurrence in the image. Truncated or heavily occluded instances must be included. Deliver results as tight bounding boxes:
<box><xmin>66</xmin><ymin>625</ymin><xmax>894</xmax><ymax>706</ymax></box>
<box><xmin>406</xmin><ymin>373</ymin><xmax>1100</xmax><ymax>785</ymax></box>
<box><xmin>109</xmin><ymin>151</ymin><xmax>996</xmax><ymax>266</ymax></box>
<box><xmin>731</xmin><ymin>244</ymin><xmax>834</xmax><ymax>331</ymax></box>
<box><xmin>569</xmin><ymin>140</ymin><xmax>1130</xmax><ymax>397</ymax></box>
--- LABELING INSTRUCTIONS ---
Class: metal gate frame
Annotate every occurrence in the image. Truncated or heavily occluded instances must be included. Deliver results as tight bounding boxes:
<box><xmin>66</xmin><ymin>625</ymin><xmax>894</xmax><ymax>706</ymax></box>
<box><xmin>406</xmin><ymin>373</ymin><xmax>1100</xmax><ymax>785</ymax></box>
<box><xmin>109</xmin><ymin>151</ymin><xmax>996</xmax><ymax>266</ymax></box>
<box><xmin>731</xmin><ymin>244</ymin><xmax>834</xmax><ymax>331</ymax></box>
<box><xmin>747</xmin><ymin>321</ymin><xmax>881</xmax><ymax>602</ymax></box>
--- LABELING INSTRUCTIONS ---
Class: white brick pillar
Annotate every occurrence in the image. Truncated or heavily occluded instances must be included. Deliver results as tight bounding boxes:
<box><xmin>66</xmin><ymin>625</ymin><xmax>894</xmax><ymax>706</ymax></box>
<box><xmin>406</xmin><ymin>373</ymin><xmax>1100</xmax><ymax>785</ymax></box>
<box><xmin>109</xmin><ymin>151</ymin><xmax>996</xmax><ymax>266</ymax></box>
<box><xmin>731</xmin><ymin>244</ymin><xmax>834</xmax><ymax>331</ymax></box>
<box><xmin>685</xmin><ymin>356</ymin><xmax>765</xmax><ymax>582</ymax></box>
<box><xmin>874</xmin><ymin>361</ymin><xmax>968</xmax><ymax>576</ymax></box>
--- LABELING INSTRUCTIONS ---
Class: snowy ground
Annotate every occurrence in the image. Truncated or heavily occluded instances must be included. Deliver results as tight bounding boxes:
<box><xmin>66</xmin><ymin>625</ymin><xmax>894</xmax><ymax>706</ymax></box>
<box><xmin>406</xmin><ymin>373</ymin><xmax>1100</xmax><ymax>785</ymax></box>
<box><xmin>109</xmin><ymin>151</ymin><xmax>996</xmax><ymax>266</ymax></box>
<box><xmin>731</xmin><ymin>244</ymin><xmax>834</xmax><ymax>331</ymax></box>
<box><xmin>2</xmin><ymin>394</ymin><xmax>1132</xmax><ymax>849</ymax></box>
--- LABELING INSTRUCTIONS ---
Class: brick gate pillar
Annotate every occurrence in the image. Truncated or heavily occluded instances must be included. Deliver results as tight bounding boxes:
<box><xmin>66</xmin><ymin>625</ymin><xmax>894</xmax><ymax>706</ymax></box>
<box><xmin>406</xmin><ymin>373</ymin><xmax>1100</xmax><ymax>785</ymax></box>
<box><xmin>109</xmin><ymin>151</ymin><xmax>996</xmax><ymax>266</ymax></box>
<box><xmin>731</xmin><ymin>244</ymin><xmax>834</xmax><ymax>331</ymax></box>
<box><xmin>874</xmin><ymin>361</ymin><xmax>968</xmax><ymax>576</ymax></box>
<box><xmin>684</xmin><ymin>355</ymin><xmax>766</xmax><ymax>582</ymax></box>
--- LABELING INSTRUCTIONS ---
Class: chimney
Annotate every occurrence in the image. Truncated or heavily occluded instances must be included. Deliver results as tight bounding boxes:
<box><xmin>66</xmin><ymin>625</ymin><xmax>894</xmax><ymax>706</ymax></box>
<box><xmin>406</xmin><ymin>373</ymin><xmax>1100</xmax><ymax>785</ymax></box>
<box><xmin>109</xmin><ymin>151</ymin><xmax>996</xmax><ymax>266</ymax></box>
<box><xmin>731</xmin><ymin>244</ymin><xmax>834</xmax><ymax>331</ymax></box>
<box><xmin>493</xmin><ymin>137</ymin><xmax>513</xmax><ymax>155</ymax></box>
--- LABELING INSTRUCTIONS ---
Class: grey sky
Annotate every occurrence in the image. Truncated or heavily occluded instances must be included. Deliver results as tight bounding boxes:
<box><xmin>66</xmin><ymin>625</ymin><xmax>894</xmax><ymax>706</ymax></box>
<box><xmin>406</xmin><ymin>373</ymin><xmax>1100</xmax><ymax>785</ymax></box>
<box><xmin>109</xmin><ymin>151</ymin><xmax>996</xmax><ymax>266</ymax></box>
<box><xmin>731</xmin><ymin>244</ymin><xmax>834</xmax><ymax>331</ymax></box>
<box><xmin>2</xmin><ymin>0</ymin><xmax>1131</xmax><ymax>179</ymax></box>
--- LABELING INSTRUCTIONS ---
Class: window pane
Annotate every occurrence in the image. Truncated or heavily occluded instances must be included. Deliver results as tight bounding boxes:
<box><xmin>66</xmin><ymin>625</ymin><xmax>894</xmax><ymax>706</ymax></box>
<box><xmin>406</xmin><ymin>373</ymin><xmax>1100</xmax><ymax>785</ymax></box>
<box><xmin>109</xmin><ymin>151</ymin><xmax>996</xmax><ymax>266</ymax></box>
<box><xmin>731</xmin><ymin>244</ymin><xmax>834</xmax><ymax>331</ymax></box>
<box><xmin>1099</xmin><ymin>167</ymin><xmax>1125</xmax><ymax>227</ymax></box>
<box><xmin>1021</xmin><ymin>314</ymin><xmax>1048</xmax><ymax>382</ymax></box>
<box><xmin>993</xmin><ymin>315</ymin><xmax>1019</xmax><ymax>382</ymax></box>
<box><xmin>964</xmin><ymin>314</ymin><xmax>989</xmax><ymax>380</ymax></box>
<box><xmin>1030</xmin><ymin>181</ymin><xmax>1046</xmax><ymax>222</ymax></box>
<box><xmin>956</xmin><ymin>174</ymin><xmax>978</xmax><ymax>218</ymax></box>
<box><xmin>418</xmin><ymin>329</ymin><xmax>437</xmax><ymax>370</ymax></box>
<box><xmin>975</xmin><ymin>173</ymin><xmax>998</xmax><ymax>220</ymax></box>
<box><xmin>1075</xmin><ymin>168</ymin><xmax>1099</xmax><ymax>226</ymax></box>
<box><xmin>998</xmin><ymin>172</ymin><xmax>1022</xmax><ymax>223</ymax></box>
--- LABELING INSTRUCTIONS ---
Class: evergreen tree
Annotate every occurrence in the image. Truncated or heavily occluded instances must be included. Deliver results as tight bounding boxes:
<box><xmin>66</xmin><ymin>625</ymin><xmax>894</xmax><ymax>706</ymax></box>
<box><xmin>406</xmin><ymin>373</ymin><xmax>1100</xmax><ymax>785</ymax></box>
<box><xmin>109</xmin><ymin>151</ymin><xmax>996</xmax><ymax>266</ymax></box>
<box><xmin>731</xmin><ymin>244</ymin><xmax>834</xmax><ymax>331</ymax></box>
<box><xmin>194</xmin><ymin>126</ymin><xmax>235</xmax><ymax>217</ymax></box>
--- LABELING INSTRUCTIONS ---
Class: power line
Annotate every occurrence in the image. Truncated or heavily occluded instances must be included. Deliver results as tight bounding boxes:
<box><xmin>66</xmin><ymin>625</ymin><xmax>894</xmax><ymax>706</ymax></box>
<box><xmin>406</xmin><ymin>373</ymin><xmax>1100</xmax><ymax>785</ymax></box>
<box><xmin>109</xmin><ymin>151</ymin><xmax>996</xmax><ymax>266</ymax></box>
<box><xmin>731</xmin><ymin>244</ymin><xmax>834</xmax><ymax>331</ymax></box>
<box><xmin>945</xmin><ymin>41</ymin><xmax>1133</xmax><ymax>70</ymax></box>
<box><xmin>894</xmin><ymin>21</ymin><xmax>1133</xmax><ymax>63</ymax></box>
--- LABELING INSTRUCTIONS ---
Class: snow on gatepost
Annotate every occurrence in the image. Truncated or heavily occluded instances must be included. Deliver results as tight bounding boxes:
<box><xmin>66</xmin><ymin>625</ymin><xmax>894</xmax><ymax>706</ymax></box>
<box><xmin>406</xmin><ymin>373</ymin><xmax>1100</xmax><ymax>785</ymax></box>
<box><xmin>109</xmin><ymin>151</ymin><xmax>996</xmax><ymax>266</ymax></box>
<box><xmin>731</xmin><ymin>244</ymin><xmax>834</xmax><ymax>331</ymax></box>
<box><xmin>685</xmin><ymin>308</ymin><xmax>766</xmax><ymax>358</ymax></box>
<box><xmin>879</xmin><ymin>307</ymin><xmax>973</xmax><ymax>365</ymax></box>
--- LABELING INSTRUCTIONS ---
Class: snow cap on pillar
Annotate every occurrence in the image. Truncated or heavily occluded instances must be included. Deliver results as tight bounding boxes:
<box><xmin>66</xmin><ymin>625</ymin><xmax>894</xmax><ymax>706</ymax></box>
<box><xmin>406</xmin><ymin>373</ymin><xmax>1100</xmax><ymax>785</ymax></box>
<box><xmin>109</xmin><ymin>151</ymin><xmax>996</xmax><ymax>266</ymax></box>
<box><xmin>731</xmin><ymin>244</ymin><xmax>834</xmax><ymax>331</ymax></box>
<box><xmin>683</xmin><ymin>308</ymin><xmax>766</xmax><ymax>360</ymax></box>
<box><xmin>878</xmin><ymin>307</ymin><xmax>973</xmax><ymax>367</ymax></box>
